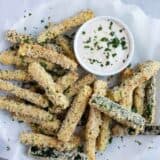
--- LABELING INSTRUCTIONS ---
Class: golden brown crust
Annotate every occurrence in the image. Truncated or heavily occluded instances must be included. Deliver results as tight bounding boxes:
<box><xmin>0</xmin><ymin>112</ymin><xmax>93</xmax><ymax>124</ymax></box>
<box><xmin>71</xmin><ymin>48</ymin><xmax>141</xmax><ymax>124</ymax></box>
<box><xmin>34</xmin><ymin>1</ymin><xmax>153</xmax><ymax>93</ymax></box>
<box><xmin>14</xmin><ymin>114</ymin><xmax>60</xmax><ymax>135</ymax></box>
<box><xmin>6</xmin><ymin>30</ymin><xmax>35</xmax><ymax>44</ymax></box>
<box><xmin>18</xmin><ymin>43</ymin><xmax>77</xmax><ymax>71</ymax></box>
<box><xmin>55</xmin><ymin>35</ymin><xmax>76</xmax><ymax>60</ymax></box>
<box><xmin>109</xmin><ymin>61</ymin><xmax>160</xmax><ymax>109</ymax></box>
<box><xmin>0</xmin><ymin>50</ymin><xmax>56</xmax><ymax>71</ymax></box>
<box><xmin>65</xmin><ymin>74</ymin><xmax>96</xmax><ymax>100</ymax></box>
<box><xmin>0</xmin><ymin>97</ymin><xmax>53</xmax><ymax>122</ymax></box>
<box><xmin>37</xmin><ymin>10</ymin><xmax>94</xmax><ymax>42</ymax></box>
<box><xmin>20</xmin><ymin>132</ymin><xmax>80</xmax><ymax>151</ymax></box>
<box><xmin>58</xmin><ymin>85</ymin><xmax>92</xmax><ymax>142</ymax></box>
<box><xmin>56</xmin><ymin>71</ymin><xmax>79</xmax><ymax>91</ymax></box>
<box><xmin>85</xmin><ymin>108</ymin><xmax>101</xmax><ymax>160</ymax></box>
<box><xmin>0</xmin><ymin>70</ymin><xmax>32</xmax><ymax>81</ymax></box>
<box><xmin>0</xmin><ymin>79</ymin><xmax>48</xmax><ymax>108</ymax></box>
<box><xmin>28</xmin><ymin>62</ymin><xmax>69</xmax><ymax>109</ymax></box>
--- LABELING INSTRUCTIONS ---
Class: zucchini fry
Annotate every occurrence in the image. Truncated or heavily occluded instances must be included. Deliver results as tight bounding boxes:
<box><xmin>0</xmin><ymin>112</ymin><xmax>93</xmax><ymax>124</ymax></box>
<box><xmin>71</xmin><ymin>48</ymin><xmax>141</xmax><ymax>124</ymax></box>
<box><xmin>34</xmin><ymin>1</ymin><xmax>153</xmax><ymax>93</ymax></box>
<box><xmin>0</xmin><ymin>70</ymin><xmax>31</xmax><ymax>81</ymax></box>
<box><xmin>58</xmin><ymin>85</ymin><xmax>92</xmax><ymax>142</ymax></box>
<box><xmin>89</xmin><ymin>95</ymin><xmax>145</xmax><ymax>132</ymax></box>
<box><xmin>56</xmin><ymin>71</ymin><xmax>79</xmax><ymax>91</ymax></box>
<box><xmin>37</xmin><ymin>10</ymin><xmax>94</xmax><ymax>42</ymax></box>
<box><xmin>28</xmin><ymin>62</ymin><xmax>69</xmax><ymax>109</ymax></box>
<box><xmin>0</xmin><ymin>97</ymin><xmax>53</xmax><ymax>122</ymax></box>
<box><xmin>94</xmin><ymin>81</ymin><xmax>111</xmax><ymax>151</ymax></box>
<box><xmin>55</xmin><ymin>35</ymin><xmax>76</xmax><ymax>60</ymax></box>
<box><xmin>20</xmin><ymin>132</ymin><xmax>80</xmax><ymax>151</ymax></box>
<box><xmin>0</xmin><ymin>50</ymin><xmax>56</xmax><ymax>71</ymax></box>
<box><xmin>143</xmin><ymin>77</ymin><xmax>156</xmax><ymax>124</ymax></box>
<box><xmin>85</xmin><ymin>108</ymin><xmax>101</xmax><ymax>160</ymax></box>
<box><xmin>97</xmin><ymin>116</ymin><xmax>111</xmax><ymax>150</ymax></box>
<box><xmin>14</xmin><ymin>114</ymin><xmax>60</xmax><ymax>135</ymax></box>
<box><xmin>6</xmin><ymin>30</ymin><xmax>36</xmax><ymax>44</ymax></box>
<box><xmin>65</xmin><ymin>74</ymin><xmax>96</xmax><ymax>100</ymax></box>
<box><xmin>0</xmin><ymin>79</ymin><xmax>48</xmax><ymax>108</ymax></box>
<box><xmin>85</xmin><ymin>80</ymin><xmax>108</xmax><ymax>160</ymax></box>
<box><xmin>85</xmin><ymin>80</ymin><xmax>107</xmax><ymax>160</ymax></box>
<box><xmin>109</xmin><ymin>61</ymin><xmax>160</xmax><ymax>110</ymax></box>
<box><xmin>18</xmin><ymin>43</ymin><xmax>77</xmax><ymax>71</ymax></box>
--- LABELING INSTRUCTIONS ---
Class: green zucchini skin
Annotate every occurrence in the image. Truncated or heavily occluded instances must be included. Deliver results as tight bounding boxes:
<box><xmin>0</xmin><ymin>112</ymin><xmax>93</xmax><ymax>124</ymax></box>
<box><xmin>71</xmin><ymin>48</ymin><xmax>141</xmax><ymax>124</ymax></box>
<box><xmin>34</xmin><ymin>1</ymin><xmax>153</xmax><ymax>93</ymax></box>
<box><xmin>89</xmin><ymin>94</ymin><xmax>145</xmax><ymax>132</ymax></box>
<box><xmin>143</xmin><ymin>77</ymin><xmax>156</xmax><ymax>124</ymax></box>
<box><xmin>29</xmin><ymin>146</ymin><xmax>87</xmax><ymax>160</ymax></box>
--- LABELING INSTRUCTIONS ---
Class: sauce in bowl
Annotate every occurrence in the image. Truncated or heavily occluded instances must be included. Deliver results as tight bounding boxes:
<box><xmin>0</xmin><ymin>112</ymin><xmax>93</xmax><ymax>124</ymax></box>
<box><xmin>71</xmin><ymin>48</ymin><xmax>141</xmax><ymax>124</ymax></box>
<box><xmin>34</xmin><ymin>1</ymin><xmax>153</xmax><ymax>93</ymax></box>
<box><xmin>74</xmin><ymin>16</ymin><xmax>134</xmax><ymax>76</ymax></box>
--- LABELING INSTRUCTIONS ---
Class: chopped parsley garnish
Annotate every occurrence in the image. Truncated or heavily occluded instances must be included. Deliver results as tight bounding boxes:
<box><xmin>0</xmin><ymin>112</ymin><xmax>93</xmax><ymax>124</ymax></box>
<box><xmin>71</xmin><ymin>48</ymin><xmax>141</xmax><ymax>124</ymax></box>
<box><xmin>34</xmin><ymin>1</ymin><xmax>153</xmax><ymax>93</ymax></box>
<box><xmin>100</xmin><ymin>37</ymin><xmax>108</xmax><ymax>42</ymax></box>
<box><xmin>41</xmin><ymin>19</ymin><xmax>45</xmax><ymax>23</ymax></box>
<box><xmin>88</xmin><ymin>58</ymin><xmax>103</xmax><ymax>67</ymax></box>
<box><xmin>109</xmin><ymin>21</ymin><xmax>113</xmax><ymax>30</ymax></box>
<box><xmin>84</xmin><ymin>45</ymin><xmax>90</xmax><ymax>48</ymax></box>
<box><xmin>108</xmin><ymin>37</ymin><xmax>120</xmax><ymax>48</ymax></box>
<box><xmin>110</xmin><ymin>31</ymin><xmax>115</xmax><ymax>36</ymax></box>
<box><xmin>44</xmin><ymin>25</ymin><xmax>49</xmax><ymax>29</ymax></box>
<box><xmin>112</xmin><ymin>53</ymin><xmax>117</xmax><ymax>57</ymax></box>
<box><xmin>24</xmin><ymin>27</ymin><xmax>27</xmax><ymax>31</ymax></box>
<box><xmin>82</xmin><ymin>31</ymin><xmax>86</xmax><ymax>35</ymax></box>
<box><xmin>98</xmin><ymin>25</ymin><xmax>103</xmax><ymax>31</ymax></box>
<box><xmin>104</xmin><ymin>48</ymin><xmax>111</xmax><ymax>52</ymax></box>
<box><xmin>119</xmin><ymin>28</ymin><xmax>125</xmax><ymax>32</ymax></box>
<box><xmin>28</xmin><ymin>13</ymin><xmax>32</xmax><ymax>16</ymax></box>
<box><xmin>105</xmin><ymin>61</ymin><xmax>110</xmax><ymax>66</ymax></box>
<box><xmin>134</xmin><ymin>140</ymin><xmax>142</xmax><ymax>145</ymax></box>
<box><xmin>83</xmin><ymin>37</ymin><xmax>91</xmax><ymax>43</ymax></box>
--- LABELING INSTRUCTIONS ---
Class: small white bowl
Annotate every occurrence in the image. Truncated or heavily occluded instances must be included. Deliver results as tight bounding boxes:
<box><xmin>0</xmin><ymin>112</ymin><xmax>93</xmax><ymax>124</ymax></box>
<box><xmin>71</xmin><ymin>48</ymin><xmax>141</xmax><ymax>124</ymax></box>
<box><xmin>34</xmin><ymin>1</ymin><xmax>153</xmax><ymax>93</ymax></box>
<box><xmin>74</xmin><ymin>16</ymin><xmax>134</xmax><ymax>76</ymax></box>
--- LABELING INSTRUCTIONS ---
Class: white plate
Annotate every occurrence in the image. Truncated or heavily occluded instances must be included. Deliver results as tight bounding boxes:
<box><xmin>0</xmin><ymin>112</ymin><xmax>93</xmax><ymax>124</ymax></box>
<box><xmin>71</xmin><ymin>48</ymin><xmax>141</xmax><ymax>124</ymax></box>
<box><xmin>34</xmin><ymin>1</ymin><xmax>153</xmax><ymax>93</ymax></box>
<box><xmin>0</xmin><ymin>0</ymin><xmax>160</xmax><ymax>160</ymax></box>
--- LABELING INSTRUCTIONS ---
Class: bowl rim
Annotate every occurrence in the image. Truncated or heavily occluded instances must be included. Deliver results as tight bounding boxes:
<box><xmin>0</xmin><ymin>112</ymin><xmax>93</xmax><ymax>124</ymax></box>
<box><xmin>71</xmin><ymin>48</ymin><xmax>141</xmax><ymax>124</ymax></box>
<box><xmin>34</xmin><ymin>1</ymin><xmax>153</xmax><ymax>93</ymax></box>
<box><xmin>74</xmin><ymin>16</ymin><xmax>134</xmax><ymax>76</ymax></box>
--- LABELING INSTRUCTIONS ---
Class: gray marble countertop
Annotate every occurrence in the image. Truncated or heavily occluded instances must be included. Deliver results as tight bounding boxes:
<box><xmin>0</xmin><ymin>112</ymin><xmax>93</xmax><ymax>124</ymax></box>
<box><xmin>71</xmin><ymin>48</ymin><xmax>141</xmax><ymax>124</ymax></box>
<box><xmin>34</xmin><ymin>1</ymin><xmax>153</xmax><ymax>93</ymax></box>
<box><xmin>0</xmin><ymin>0</ymin><xmax>160</xmax><ymax>28</ymax></box>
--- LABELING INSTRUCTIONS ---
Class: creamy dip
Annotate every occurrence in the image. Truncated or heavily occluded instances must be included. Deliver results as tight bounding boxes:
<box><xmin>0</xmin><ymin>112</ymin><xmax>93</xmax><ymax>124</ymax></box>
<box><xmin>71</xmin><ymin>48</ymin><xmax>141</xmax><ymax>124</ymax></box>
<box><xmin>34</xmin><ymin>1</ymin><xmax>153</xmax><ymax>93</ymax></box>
<box><xmin>74</xmin><ymin>17</ymin><xmax>133</xmax><ymax>76</ymax></box>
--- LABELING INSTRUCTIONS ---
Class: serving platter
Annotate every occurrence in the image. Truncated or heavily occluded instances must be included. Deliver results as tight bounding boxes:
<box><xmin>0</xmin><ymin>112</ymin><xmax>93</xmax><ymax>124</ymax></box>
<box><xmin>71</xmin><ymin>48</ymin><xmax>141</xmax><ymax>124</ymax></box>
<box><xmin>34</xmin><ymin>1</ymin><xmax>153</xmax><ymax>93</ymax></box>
<box><xmin>0</xmin><ymin>0</ymin><xmax>160</xmax><ymax>160</ymax></box>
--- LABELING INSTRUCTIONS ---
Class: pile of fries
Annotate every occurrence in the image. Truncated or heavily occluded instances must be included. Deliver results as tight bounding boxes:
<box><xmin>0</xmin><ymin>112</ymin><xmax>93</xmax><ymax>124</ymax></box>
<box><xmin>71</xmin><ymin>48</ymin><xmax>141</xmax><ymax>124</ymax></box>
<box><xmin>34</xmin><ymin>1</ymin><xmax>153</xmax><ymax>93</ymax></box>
<box><xmin>0</xmin><ymin>10</ymin><xmax>160</xmax><ymax>160</ymax></box>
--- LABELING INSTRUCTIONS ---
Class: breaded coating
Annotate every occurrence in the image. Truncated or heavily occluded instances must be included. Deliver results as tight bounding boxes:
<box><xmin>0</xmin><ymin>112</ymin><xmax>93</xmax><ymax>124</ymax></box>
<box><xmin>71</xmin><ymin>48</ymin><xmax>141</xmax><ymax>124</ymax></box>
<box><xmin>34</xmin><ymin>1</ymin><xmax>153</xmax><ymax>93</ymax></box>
<box><xmin>28</xmin><ymin>62</ymin><xmax>69</xmax><ymax>109</ymax></box>
<box><xmin>120</xmin><ymin>68</ymin><xmax>133</xmax><ymax>81</ymax></box>
<box><xmin>0</xmin><ymin>70</ymin><xmax>31</xmax><ymax>81</ymax></box>
<box><xmin>14</xmin><ymin>114</ymin><xmax>60</xmax><ymax>135</ymax></box>
<box><xmin>89</xmin><ymin>94</ymin><xmax>146</xmax><ymax>132</ymax></box>
<box><xmin>85</xmin><ymin>108</ymin><xmax>101</xmax><ymax>160</ymax></box>
<box><xmin>65</xmin><ymin>74</ymin><xmax>96</xmax><ymax>100</ymax></box>
<box><xmin>93</xmin><ymin>80</ymin><xmax>107</xmax><ymax>96</ymax></box>
<box><xmin>56</xmin><ymin>71</ymin><xmax>79</xmax><ymax>91</ymax></box>
<box><xmin>37</xmin><ymin>10</ymin><xmax>94</xmax><ymax>42</ymax></box>
<box><xmin>58</xmin><ymin>85</ymin><xmax>92</xmax><ymax>142</ymax></box>
<box><xmin>20</xmin><ymin>132</ymin><xmax>80</xmax><ymax>151</ymax></box>
<box><xmin>112</xmin><ymin>68</ymin><xmax>134</xmax><ymax>137</ymax></box>
<box><xmin>0</xmin><ymin>97</ymin><xmax>53</xmax><ymax>122</ymax></box>
<box><xmin>56</xmin><ymin>35</ymin><xmax>76</xmax><ymax>60</ymax></box>
<box><xmin>143</xmin><ymin>77</ymin><xmax>156</xmax><ymax>124</ymax></box>
<box><xmin>109</xmin><ymin>61</ymin><xmax>160</xmax><ymax>109</ymax></box>
<box><xmin>18</xmin><ymin>43</ymin><xmax>77</xmax><ymax>71</ymax></box>
<box><xmin>6</xmin><ymin>30</ymin><xmax>36</xmax><ymax>44</ymax></box>
<box><xmin>0</xmin><ymin>79</ymin><xmax>48</xmax><ymax>108</ymax></box>
<box><xmin>0</xmin><ymin>50</ymin><xmax>56</xmax><ymax>71</ymax></box>
<box><xmin>134</xmin><ymin>84</ymin><xmax>146</xmax><ymax>115</ymax></box>
<box><xmin>97</xmin><ymin>116</ymin><xmax>111</xmax><ymax>151</ymax></box>
<box><xmin>93</xmin><ymin>80</ymin><xmax>111</xmax><ymax>151</ymax></box>
<box><xmin>85</xmin><ymin>80</ymin><xmax>107</xmax><ymax>159</ymax></box>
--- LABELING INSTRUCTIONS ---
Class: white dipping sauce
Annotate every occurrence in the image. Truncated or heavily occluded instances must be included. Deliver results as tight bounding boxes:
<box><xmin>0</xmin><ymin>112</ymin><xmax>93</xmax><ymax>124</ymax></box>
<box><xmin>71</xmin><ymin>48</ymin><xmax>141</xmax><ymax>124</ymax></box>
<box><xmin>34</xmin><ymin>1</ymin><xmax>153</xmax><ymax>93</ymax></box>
<box><xmin>74</xmin><ymin>17</ymin><xmax>134</xmax><ymax>76</ymax></box>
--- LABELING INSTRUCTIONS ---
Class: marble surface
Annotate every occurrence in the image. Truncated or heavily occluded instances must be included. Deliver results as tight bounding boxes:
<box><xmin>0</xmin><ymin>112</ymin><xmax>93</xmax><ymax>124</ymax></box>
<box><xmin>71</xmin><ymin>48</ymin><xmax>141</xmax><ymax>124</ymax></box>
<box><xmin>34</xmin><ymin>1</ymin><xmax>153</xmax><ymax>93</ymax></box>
<box><xmin>0</xmin><ymin>0</ymin><xmax>160</xmax><ymax>30</ymax></box>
